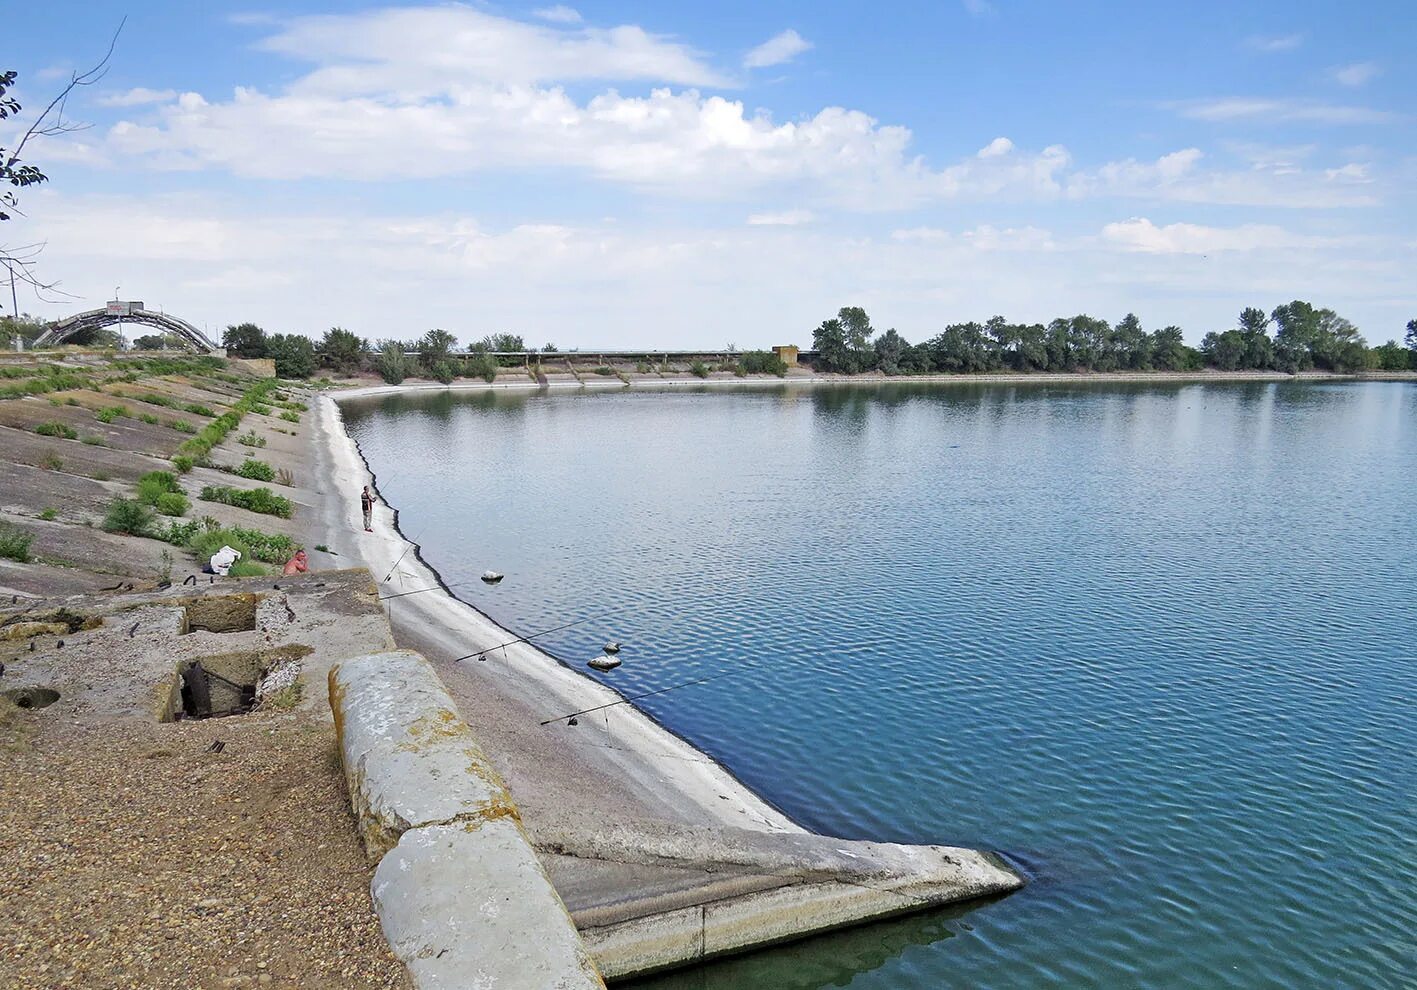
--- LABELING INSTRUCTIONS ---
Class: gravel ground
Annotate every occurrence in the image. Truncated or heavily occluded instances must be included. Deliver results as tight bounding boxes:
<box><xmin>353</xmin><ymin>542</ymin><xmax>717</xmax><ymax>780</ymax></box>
<box><xmin>0</xmin><ymin>708</ymin><xmax>411</xmax><ymax>990</ymax></box>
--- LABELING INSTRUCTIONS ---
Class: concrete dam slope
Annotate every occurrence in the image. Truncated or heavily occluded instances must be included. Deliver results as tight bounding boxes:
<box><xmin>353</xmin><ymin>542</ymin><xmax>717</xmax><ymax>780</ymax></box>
<box><xmin>312</xmin><ymin>391</ymin><xmax>1025</xmax><ymax>985</ymax></box>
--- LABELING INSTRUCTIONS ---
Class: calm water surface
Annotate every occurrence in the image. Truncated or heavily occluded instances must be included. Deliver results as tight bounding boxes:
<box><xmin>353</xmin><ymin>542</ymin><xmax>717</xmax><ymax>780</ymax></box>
<box><xmin>344</xmin><ymin>381</ymin><xmax>1415</xmax><ymax>989</ymax></box>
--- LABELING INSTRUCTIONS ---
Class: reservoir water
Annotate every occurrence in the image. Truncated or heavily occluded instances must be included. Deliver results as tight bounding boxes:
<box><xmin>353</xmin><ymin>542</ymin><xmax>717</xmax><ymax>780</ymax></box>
<box><xmin>343</xmin><ymin>380</ymin><xmax>1415</xmax><ymax>989</ymax></box>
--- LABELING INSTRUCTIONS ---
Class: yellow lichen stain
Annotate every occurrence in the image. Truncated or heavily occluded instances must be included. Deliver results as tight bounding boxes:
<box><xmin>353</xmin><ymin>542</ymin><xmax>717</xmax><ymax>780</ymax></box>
<box><xmin>328</xmin><ymin>669</ymin><xmax>347</xmax><ymax>743</ymax></box>
<box><xmin>395</xmin><ymin>707</ymin><xmax>473</xmax><ymax>753</ymax></box>
<box><xmin>0</xmin><ymin>622</ymin><xmax>69</xmax><ymax>641</ymax></box>
<box><xmin>151</xmin><ymin>674</ymin><xmax>182</xmax><ymax>722</ymax></box>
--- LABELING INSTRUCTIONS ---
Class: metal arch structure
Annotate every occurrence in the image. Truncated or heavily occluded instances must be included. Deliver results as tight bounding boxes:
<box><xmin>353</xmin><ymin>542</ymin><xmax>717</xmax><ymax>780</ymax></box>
<box><xmin>34</xmin><ymin>308</ymin><xmax>223</xmax><ymax>354</ymax></box>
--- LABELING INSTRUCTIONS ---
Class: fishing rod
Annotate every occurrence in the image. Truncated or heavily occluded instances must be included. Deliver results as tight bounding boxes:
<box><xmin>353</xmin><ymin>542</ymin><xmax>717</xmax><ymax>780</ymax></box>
<box><xmin>539</xmin><ymin>665</ymin><xmax>757</xmax><ymax>726</ymax></box>
<box><xmin>453</xmin><ymin>612</ymin><xmax>609</xmax><ymax>663</ymax></box>
<box><xmin>383</xmin><ymin>533</ymin><xmax>421</xmax><ymax>583</ymax></box>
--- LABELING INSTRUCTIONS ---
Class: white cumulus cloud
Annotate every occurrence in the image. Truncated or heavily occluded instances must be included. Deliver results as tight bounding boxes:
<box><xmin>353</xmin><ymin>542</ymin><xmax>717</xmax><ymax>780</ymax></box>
<box><xmin>977</xmin><ymin>137</ymin><xmax>1014</xmax><ymax>158</ymax></box>
<box><xmin>1101</xmin><ymin>217</ymin><xmax>1335</xmax><ymax>254</ymax></box>
<box><xmin>743</xmin><ymin>29</ymin><xmax>811</xmax><ymax>69</ymax></box>
<box><xmin>1173</xmin><ymin>97</ymin><xmax>1392</xmax><ymax>125</ymax></box>
<box><xmin>534</xmin><ymin>5</ymin><xmax>583</xmax><ymax>24</ymax></box>
<box><xmin>1331</xmin><ymin>62</ymin><xmax>1380</xmax><ymax>87</ymax></box>
<box><xmin>258</xmin><ymin>6</ymin><xmax>729</xmax><ymax>91</ymax></box>
<box><xmin>1245</xmin><ymin>33</ymin><xmax>1302</xmax><ymax>52</ymax></box>
<box><xmin>747</xmin><ymin>209</ymin><xmax>813</xmax><ymax>226</ymax></box>
<box><xmin>96</xmin><ymin>87</ymin><xmax>178</xmax><ymax>107</ymax></box>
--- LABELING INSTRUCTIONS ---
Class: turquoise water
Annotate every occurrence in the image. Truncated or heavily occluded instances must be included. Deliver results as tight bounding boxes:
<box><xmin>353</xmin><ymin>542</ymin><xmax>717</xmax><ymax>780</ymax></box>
<box><xmin>343</xmin><ymin>381</ymin><xmax>1416</xmax><ymax>989</ymax></box>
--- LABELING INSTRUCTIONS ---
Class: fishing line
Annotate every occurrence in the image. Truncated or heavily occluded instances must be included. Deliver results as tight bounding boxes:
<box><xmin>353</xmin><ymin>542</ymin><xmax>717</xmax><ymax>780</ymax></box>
<box><xmin>453</xmin><ymin>612</ymin><xmax>608</xmax><ymax>664</ymax></box>
<box><xmin>382</xmin><ymin>527</ymin><xmax>423</xmax><ymax>583</ymax></box>
<box><xmin>377</xmin><ymin>580</ymin><xmax>482</xmax><ymax>602</ymax></box>
<box><xmin>539</xmin><ymin>665</ymin><xmax>758</xmax><ymax>726</ymax></box>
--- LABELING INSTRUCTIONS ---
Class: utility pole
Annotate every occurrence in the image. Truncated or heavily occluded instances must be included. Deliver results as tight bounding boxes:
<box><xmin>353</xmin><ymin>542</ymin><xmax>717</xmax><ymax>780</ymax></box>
<box><xmin>8</xmin><ymin>263</ymin><xmax>18</xmax><ymax>351</ymax></box>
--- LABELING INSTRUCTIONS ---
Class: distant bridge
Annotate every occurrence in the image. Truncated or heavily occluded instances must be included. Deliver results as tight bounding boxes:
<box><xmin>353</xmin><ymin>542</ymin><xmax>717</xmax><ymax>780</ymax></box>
<box><xmin>35</xmin><ymin>307</ymin><xmax>222</xmax><ymax>354</ymax></box>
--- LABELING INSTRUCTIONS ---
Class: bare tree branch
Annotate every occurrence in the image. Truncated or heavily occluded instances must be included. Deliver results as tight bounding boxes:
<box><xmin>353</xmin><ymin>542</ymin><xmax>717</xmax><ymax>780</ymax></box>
<box><xmin>0</xmin><ymin>241</ymin><xmax>75</xmax><ymax>304</ymax></box>
<box><xmin>2</xmin><ymin>18</ymin><xmax>125</xmax><ymax>173</ymax></box>
<box><xmin>1</xmin><ymin>20</ymin><xmax>125</xmax><ymax>315</ymax></box>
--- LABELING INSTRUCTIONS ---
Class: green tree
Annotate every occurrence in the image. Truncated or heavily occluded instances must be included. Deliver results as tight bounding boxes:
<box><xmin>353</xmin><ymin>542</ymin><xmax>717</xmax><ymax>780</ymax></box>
<box><xmin>1372</xmin><ymin>341</ymin><xmax>1412</xmax><ymax>371</ymax></box>
<box><xmin>1236</xmin><ymin>307</ymin><xmax>1274</xmax><ymax>369</ymax></box>
<box><xmin>1312</xmin><ymin>310</ymin><xmax>1367</xmax><ymax>372</ymax></box>
<box><xmin>223</xmin><ymin>322</ymin><xmax>269</xmax><ymax>359</ymax></box>
<box><xmin>1405</xmin><ymin>319</ymin><xmax>1417</xmax><ymax>360</ymax></box>
<box><xmin>266</xmin><ymin>333</ymin><xmax>316</xmax><ymax>379</ymax></box>
<box><xmin>1114</xmin><ymin>313</ymin><xmax>1149</xmax><ymax>370</ymax></box>
<box><xmin>320</xmin><ymin>326</ymin><xmax>366</xmax><ymax>374</ymax></box>
<box><xmin>1044</xmin><ymin>319</ymin><xmax>1072</xmax><ymax>370</ymax></box>
<box><xmin>418</xmin><ymin>328</ymin><xmax>457</xmax><ymax>369</ymax></box>
<box><xmin>1012</xmin><ymin>323</ymin><xmax>1048</xmax><ymax>371</ymax></box>
<box><xmin>481</xmin><ymin>333</ymin><xmax>525</xmax><ymax>352</ymax></box>
<box><xmin>811</xmin><ymin>306</ymin><xmax>876</xmax><ymax>374</ymax></box>
<box><xmin>132</xmin><ymin>332</ymin><xmax>183</xmax><ymax>350</ymax></box>
<box><xmin>376</xmin><ymin>341</ymin><xmax>411</xmax><ymax>384</ymax></box>
<box><xmin>873</xmin><ymin>328</ymin><xmax>907</xmax><ymax>374</ymax></box>
<box><xmin>899</xmin><ymin>342</ymin><xmax>933</xmax><ymax>374</ymax></box>
<box><xmin>1271</xmin><ymin>300</ymin><xmax>1319</xmax><ymax>372</ymax></box>
<box><xmin>926</xmin><ymin>322</ymin><xmax>1000</xmax><ymax>373</ymax></box>
<box><xmin>839</xmin><ymin>306</ymin><xmax>875</xmax><ymax>353</ymax></box>
<box><xmin>0</xmin><ymin>312</ymin><xmax>46</xmax><ymax>348</ymax></box>
<box><xmin>1150</xmin><ymin>326</ymin><xmax>1190</xmax><ymax>371</ymax></box>
<box><xmin>813</xmin><ymin>317</ymin><xmax>847</xmax><ymax>372</ymax></box>
<box><xmin>1201</xmin><ymin>330</ymin><xmax>1246</xmax><ymax>370</ymax></box>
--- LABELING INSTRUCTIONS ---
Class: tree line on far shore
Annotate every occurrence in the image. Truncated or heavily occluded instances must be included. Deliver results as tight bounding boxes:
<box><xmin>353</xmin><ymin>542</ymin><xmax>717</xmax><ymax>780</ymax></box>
<box><xmin>812</xmin><ymin>303</ymin><xmax>1417</xmax><ymax>377</ymax></box>
<box><xmin>219</xmin><ymin>324</ymin><xmax>540</xmax><ymax>382</ymax></box>
<box><xmin>6</xmin><ymin>300</ymin><xmax>1415</xmax><ymax>382</ymax></box>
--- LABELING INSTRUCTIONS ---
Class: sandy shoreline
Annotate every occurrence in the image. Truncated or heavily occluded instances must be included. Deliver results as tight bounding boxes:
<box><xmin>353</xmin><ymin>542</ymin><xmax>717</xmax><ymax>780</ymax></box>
<box><xmin>307</xmin><ymin>393</ymin><xmax>802</xmax><ymax>836</ymax></box>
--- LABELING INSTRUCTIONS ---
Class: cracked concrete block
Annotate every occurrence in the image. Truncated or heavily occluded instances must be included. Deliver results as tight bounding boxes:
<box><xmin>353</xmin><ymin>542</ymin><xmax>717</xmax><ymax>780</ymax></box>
<box><xmin>330</xmin><ymin>650</ymin><xmax>516</xmax><ymax>861</ymax></box>
<box><xmin>372</xmin><ymin>812</ymin><xmax>606</xmax><ymax>989</ymax></box>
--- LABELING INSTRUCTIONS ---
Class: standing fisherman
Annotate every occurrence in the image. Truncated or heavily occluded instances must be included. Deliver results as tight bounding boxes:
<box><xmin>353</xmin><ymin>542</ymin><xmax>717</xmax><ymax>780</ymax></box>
<box><xmin>361</xmin><ymin>485</ymin><xmax>376</xmax><ymax>532</ymax></box>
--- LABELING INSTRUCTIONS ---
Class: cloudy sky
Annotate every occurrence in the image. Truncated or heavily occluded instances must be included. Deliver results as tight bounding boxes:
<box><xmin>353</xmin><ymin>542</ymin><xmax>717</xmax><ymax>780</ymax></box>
<box><xmin>5</xmin><ymin>0</ymin><xmax>1414</xmax><ymax>348</ymax></box>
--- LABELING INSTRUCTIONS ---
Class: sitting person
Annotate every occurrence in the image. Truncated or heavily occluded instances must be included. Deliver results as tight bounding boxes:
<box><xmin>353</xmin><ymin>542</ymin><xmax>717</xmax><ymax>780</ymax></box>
<box><xmin>205</xmin><ymin>545</ymin><xmax>241</xmax><ymax>576</ymax></box>
<box><xmin>282</xmin><ymin>549</ymin><xmax>310</xmax><ymax>576</ymax></box>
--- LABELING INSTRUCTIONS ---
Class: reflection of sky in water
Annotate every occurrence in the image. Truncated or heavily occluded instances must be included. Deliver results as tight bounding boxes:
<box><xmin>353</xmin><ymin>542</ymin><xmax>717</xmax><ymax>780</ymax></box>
<box><xmin>347</xmin><ymin>381</ymin><xmax>1417</xmax><ymax>989</ymax></box>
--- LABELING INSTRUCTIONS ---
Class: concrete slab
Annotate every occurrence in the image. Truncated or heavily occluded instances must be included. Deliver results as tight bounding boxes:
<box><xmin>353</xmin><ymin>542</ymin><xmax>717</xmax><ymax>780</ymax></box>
<box><xmin>373</xmin><ymin>820</ymin><xmax>604</xmax><ymax>990</ymax></box>
<box><xmin>534</xmin><ymin>821</ymin><xmax>1022</xmax><ymax>980</ymax></box>
<box><xmin>330</xmin><ymin>649</ymin><xmax>518</xmax><ymax>860</ymax></box>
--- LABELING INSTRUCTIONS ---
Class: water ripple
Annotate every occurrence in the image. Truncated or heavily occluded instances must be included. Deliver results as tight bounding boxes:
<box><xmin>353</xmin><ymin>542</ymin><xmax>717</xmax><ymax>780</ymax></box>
<box><xmin>346</xmin><ymin>381</ymin><xmax>1417</xmax><ymax>990</ymax></box>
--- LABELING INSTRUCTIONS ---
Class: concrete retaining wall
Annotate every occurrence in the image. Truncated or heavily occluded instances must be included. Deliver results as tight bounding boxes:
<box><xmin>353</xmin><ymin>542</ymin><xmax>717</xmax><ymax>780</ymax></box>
<box><xmin>330</xmin><ymin>650</ymin><xmax>605</xmax><ymax>990</ymax></box>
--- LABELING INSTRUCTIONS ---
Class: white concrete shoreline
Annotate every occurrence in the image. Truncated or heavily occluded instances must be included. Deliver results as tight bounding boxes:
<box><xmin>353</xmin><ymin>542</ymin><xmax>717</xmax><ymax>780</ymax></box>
<box><xmin>319</xmin><ymin>365</ymin><xmax>1414</xmax><ymax>402</ymax></box>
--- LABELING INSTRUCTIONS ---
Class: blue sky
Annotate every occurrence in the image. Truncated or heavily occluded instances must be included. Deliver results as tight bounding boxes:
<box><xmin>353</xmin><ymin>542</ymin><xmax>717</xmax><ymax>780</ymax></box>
<box><xmin>5</xmin><ymin>1</ymin><xmax>1414</xmax><ymax>347</ymax></box>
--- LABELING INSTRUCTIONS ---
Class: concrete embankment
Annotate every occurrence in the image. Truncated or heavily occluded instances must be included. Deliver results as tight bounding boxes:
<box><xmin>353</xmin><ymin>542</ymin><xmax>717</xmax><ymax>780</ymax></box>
<box><xmin>312</xmin><ymin>391</ymin><xmax>1026</xmax><ymax>983</ymax></box>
